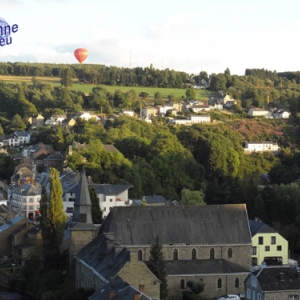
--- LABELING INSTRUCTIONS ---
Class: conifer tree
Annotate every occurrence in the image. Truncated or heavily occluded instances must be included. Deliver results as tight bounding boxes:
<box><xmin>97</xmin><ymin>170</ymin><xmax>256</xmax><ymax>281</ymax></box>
<box><xmin>42</xmin><ymin>168</ymin><xmax>67</xmax><ymax>267</ymax></box>
<box><xmin>148</xmin><ymin>235</ymin><xmax>168</xmax><ymax>299</ymax></box>
<box><xmin>89</xmin><ymin>187</ymin><xmax>103</xmax><ymax>224</ymax></box>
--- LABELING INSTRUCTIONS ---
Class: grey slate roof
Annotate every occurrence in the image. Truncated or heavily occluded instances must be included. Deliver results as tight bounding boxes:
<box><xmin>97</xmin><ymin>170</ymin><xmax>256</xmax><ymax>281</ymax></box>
<box><xmin>163</xmin><ymin>259</ymin><xmax>249</xmax><ymax>275</ymax></box>
<box><xmin>99</xmin><ymin>204</ymin><xmax>252</xmax><ymax>246</ymax></box>
<box><xmin>77</xmin><ymin>234</ymin><xmax>130</xmax><ymax>280</ymax></box>
<box><xmin>89</xmin><ymin>184</ymin><xmax>133</xmax><ymax>196</ymax></box>
<box><xmin>249</xmin><ymin>220</ymin><xmax>277</xmax><ymax>237</ymax></box>
<box><xmin>0</xmin><ymin>215</ymin><xmax>23</xmax><ymax>233</ymax></box>
<box><xmin>73</xmin><ymin>168</ymin><xmax>93</xmax><ymax>224</ymax></box>
<box><xmin>251</xmin><ymin>267</ymin><xmax>300</xmax><ymax>291</ymax></box>
<box><xmin>89</xmin><ymin>276</ymin><xmax>152</xmax><ymax>300</ymax></box>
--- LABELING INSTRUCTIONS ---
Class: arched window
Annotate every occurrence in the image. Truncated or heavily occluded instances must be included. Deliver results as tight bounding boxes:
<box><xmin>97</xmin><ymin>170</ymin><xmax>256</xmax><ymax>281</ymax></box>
<box><xmin>235</xmin><ymin>278</ymin><xmax>239</xmax><ymax>288</ymax></box>
<box><xmin>173</xmin><ymin>249</ymin><xmax>178</xmax><ymax>260</ymax></box>
<box><xmin>217</xmin><ymin>278</ymin><xmax>222</xmax><ymax>289</ymax></box>
<box><xmin>192</xmin><ymin>248</ymin><xmax>197</xmax><ymax>259</ymax></box>
<box><xmin>228</xmin><ymin>247</ymin><xmax>232</xmax><ymax>258</ymax></box>
<box><xmin>210</xmin><ymin>248</ymin><xmax>215</xmax><ymax>259</ymax></box>
<box><xmin>180</xmin><ymin>279</ymin><xmax>185</xmax><ymax>289</ymax></box>
<box><xmin>138</xmin><ymin>250</ymin><xmax>143</xmax><ymax>260</ymax></box>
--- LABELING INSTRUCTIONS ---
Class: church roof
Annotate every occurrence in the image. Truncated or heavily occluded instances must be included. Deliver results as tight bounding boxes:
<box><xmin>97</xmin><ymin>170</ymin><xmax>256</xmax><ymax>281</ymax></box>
<box><xmin>73</xmin><ymin>167</ymin><xmax>93</xmax><ymax>223</ymax></box>
<box><xmin>99</xmin><ymin>204</ymin><xmax>251</xmax><ymax>246</ymax></box>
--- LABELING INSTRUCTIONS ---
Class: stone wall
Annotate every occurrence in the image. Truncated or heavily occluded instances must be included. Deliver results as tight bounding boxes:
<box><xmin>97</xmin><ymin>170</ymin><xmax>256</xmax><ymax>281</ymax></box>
<box><xmin>117</xmin><ymin>251</ymin><xmax>160</xmax><ymax>299</ymax></box>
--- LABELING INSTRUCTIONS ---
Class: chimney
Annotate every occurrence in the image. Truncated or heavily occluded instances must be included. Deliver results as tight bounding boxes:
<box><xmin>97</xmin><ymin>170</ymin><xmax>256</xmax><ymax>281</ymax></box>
<box><xmin>280</xmin><ymin>272</ymin><xmax>284</xmax><ymax>281</ymax></box>
<box><xmin>109</xmin><ymin>290</ymin><xmax>115</xmax><ymax>300</ymax></box>
<box><xmin>139</xmin><ymin>284</ymin><xmax>145</xmax><ymax>293</ymax></box>
<box><xmin>134</xmin><ymin>291</ymin><xmax>140</xmax><ymax>300</ymax></box>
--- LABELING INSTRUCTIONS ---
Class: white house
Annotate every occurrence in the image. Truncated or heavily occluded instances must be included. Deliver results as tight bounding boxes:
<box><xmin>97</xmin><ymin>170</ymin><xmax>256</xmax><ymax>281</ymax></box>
<box><xmin>122</xmin><ymin>109</ymin><xmax>134</xmax><ymax>117</ymax></box>
<box><xmin>248</xmin><ymin>108</ymin><xmax>273</xmax><ymax>118</ymax></box>
<box><xmin>14</xmin><ymin>131</ymin><xmax>31</xmax><ymax>145</ymax></box>
<box><xmin>170</xmin><ymin>119</ymin><xmax>191</xmax><ymax>125</ymax></box>
<box><xmin>11</xmin><ymin>183</ymin><xmax>41</xmax><ymax>219</ymax></box>
<box><xmin>89</xmin><ymin>184</ymin><xmax>133</xmax><ymax>218</ymax></box>
<box><xmin>190</xmin><ymin>115</ymin><xmax>211</xmax><ymax>123</ymax></box>
<box><xmin>245</xmin><ymin>141</ymin><xmax>279</xmax><ymax>152</ymax></box>
<box><xmin>192</xmin><ymin>105</ymin><xmax>211</xmax><ymax>113</ymax></box>
<box><xmin>273</xmin><ymin>109</ymin><xmax>290</xmax><ymax>119</ymax></box>
<box><xmin>76</xmin><ymin>112</ymin><xmax>100</xmax><ymax>121</ymax></box>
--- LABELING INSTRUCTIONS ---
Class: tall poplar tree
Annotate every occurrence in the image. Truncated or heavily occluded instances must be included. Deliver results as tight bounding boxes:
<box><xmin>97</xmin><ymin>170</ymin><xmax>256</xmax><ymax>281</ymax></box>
<box><xmin>148</xmin><ymin>235</ymin><xmax>168</xmax><ymax>300</ymax></box>
<box><xmin>42</xmin><ymin>168</ymin><xmax>67</xmax><ymax>267</ymax></box>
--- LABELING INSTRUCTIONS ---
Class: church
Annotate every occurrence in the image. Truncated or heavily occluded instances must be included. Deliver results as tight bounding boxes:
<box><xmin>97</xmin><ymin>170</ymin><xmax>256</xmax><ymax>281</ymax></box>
<box><xmin>69</xmin><ymin>170</ymin><xmax>252</xmax><ymax>299</ymax></box>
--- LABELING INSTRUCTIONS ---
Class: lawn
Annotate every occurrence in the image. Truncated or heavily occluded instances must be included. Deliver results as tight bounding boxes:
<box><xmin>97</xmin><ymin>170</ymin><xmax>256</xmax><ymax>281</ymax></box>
<box><xmin>0</xmin><ymin>76</ymin><xmax>216</xmax><ymax>101</ymax></box>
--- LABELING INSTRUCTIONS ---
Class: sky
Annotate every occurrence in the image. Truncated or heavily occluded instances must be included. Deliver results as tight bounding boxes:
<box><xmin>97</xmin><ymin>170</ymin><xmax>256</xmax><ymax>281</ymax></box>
<box><xmin>1</xmin><ymin>0</ymin><xmax>300</xmax><ymax>76</ymax></box>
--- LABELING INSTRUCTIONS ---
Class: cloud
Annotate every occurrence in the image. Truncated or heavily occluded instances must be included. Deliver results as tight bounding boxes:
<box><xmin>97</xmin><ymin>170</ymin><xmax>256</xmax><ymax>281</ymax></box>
<box><xmin>0</xmin><ymin>0</ymin><xmax>24</xmax><ymax>9</ymax></box>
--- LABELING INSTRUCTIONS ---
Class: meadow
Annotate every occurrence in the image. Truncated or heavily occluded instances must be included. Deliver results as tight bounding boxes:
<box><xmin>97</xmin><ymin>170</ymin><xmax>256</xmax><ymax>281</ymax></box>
<box><xmin>0</xmin><ymin>75</ymin><xmax>215</xmax><ymax>100</ymax></box>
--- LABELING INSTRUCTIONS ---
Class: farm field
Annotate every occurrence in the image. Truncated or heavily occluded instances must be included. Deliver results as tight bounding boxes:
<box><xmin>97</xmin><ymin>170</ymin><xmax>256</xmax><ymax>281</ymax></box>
<box><xmin>0</xmin><ymin>75</ymin><xmax>216</xmax><ymax>101</ymax></box>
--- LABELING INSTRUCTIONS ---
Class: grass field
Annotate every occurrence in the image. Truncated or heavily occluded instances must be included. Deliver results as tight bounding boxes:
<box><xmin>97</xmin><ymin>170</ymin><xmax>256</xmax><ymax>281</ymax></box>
<box><xmin>0</xmin><ymin>75</ymin><xmax>216</xmax><ymax>101</ymax></box>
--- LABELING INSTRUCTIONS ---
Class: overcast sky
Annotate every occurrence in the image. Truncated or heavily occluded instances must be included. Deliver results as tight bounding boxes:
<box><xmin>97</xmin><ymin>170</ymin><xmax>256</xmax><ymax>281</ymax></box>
<box><xmin>0</xmin><ymin>0</ymin><xmax>300</xmax><ymax>76</ymax></box>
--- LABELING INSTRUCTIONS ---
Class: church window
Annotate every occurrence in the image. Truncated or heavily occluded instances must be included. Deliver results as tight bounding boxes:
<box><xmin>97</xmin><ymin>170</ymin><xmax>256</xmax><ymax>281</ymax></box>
<box><xmin>217</xmin><ymin>278</ymin><xmax>222</xmax><ymax>288</ymax></box>
<box><xmin>173</xmin><ymin>249</ymin><xmax>178</xmax><ymax>260</ymax></box>
<box><xmin>210</xmin><ymin>248</ymin><xmax>215</xmax><ymax>259</ymax></box>
<box><xmin>192</xmin><ymin>248</ymin><xmax>197</xmax><ymax>259</ymax></box>
<box><xmin>228</xmin><ymin>248</ymin><xmax>232</xmax><ymax>258</ymax></box>
<box><xmin>138</xmin><ymin>250</ymin><xmax>143</xmax><ymax>260</ymax></box>
<box><xmin>235</xmin><ymin>278</ymin><xmax>239</xmax><ymax>288</ymax></box>
<box><xmin>180</xmin><ymin>279</ymin><xmax>185</xmax><ymax>289</ymax></box>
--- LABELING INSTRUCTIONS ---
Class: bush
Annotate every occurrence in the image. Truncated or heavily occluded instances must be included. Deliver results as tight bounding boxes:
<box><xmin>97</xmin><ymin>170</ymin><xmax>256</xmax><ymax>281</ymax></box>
<box><xmin>187</xmin><ymin>280</ymin><xmax>204</xmax><ymax>294</ymax></box>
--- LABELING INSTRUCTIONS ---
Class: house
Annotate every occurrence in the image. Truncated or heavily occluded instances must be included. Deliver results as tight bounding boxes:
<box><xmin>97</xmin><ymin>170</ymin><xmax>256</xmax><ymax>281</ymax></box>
<box><xmin>62</xmin><ymin>118</ymin><xmax>76</xmax><ymax>128</ymax></box>
<box><xmin>273</xmin><ymin>108</ymin><xmax>290</xmax><ymax>119</ymax></box>
<box><xmin>132</xmin><ymin>195</ymin><xmax>166</xmax><ymax>206</ymax></box>
<box><xmin>248</xmin><ymin>108</ymin><xmax>273</xmax><ymax>118</ymax></box>
<box><xmin>75</xmin><ymin>204</ymin><xmax>252</xmax><ymax>299</ymax></box>
<box><xmin>244</xmin><ymin>141</ymin><xmax>279</xmax><ymax>153</ymax></box>
<box><xmin>191</xmin><ymin>105</ymin><xmax>211</xmax><ymax>113</ymax></box>
<box><xmin>44</xmin><ymin>152</ymin><xmax>64</xmax><ymax>171</ymax></box>
<box><xmin>28</xmin><ymin>114</ymin><xmax>44</xmax><ymax>127</ymax></box>
<box><xmin>249</xmin><ymin>220</ymin><xmax>288</xmax><ymax>266</ymax></box>
<box><xmin>190</xmin><ymin>115</ymin><xmax>211</xmax><ymax>123</ymax></box>
<box><xmin>89</xmin><ymin>184</ymin><xmax>133</xmax><ymax>218</ymax></box>
<box><xmin>141</xmin><ymin>107</ymin><xmax>158</xmax><ymax>118</ymax></box>
<box><xmin>122</xmin><ymin>109</ymin><xmax>135</xmax><ymax>117</ymax></box>
<box><xmin>245</xmin><ymin>266</ymin><xmax>300</xmax><ymax>300</ymax></box>
<box><xmin>170</xmin><ymin>102</ymin><xmax>184</xmax><ymax>112</ymax></box>
<box><xmin>170</xmin><ymin>119</ymin><xmax>191</xmax><ymax>125</ymax></box>
<box><xmin>44</xmin><ymin>115</ymin><xmax>66</xmax><ymax>126</ymax></box>
<box><xmin>11</xmin><ymin>183</ymin><xmax>41</xmax><ymax>219</ymax></box>
<box><xmin>14</xmin><ymin>131</ymin><xmax>31</xmax><ymax>145</ymax></box>
<box><xmin>76</xmin><ymin>112</ymin><xmax>100</xmax><ymax>121</ymax></box>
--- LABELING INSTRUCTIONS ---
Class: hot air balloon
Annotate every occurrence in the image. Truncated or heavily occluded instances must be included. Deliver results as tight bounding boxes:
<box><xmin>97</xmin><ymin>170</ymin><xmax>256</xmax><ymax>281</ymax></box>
<box><xmin>74</xmin><ymin>48</ymin><xmax>88</xmax><ymax>64</ymax></box>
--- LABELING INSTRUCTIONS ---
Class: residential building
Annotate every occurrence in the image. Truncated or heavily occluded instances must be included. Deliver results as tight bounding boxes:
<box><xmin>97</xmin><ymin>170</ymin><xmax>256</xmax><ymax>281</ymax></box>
<box><xmin>75</xmin><ymin>112</ymin><xmax>100</xmax><ymax>121</ymax></box>
<box><xmin>28</xmin><ymin>114</ymin><xmax>44</xmax><ymax>127</ymax></box>
<box><xmin>122</xmin><ymin>109</ymin><xmax>135</xmax><ymax>117</ymax></box>
<box><xmin>132</xmin><ymin>195</ymin><xmax>166</xmax><ymax>206</ymax></box>
<box><xmin>62</xmin><ymin>118</ymin><xmax>76</xmax><ymax>128</ymax></box>
<box><xmin>45</xmin><ymin>115</ymin><xmax>67</xmax><ymax>126</ymax></box>
<box><xmin>248</xmin><ymin>108</ymin><xmax>273</xmax><ymax>118</ymax></box>
<box><xmin>245</xmin><ymin>267</ymin><xmax>300</xmax><ymax>300</ymax></box>
<box><xmin>141</xmin><ymin>107</ymin><xmax>158</xmax><ymax>118</ymax></box>
<box><xmin>273</xmin><ymin>108</ymin><xmax>290</xmax><ymax>119</ymax></box>
<box><xmin>11</xmin><ymin>183</ymin><xmax>41</xmax><ymax>219</ymax></box>
<box><xmin>190</xmin><ymin>115</ymin><xmax>211</xmax><ymax>123</ymax></box>
<box><xmin>89</xmin><ymin>184</ymin><xmax>133</xmax><ymax>218</ymax></box>
<box><xmin>249</xmin><ymin>220</ymin><xmax>288</xmax><ymax>266</ymax></box>
<box><xmin>75</xmin><ymin>204</ymin><xmax>252</xmax><ymax>299</ymax></box>
<box><xmin>244</xmin><ymin>141</ymin><xmax>279</xmax><ymax>152</ymax></box>
<box><xmin>191</xmin><ymin>104</ymin><xmax>211</xmax><ymax>113</ymax></box>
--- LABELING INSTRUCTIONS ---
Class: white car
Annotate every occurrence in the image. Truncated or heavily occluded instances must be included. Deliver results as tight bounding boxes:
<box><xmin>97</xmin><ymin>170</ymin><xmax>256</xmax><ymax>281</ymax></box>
<box><xmin>218</xmin><ymin>295</ymin><xmax>240</xmax><ymax>300</ymax></box>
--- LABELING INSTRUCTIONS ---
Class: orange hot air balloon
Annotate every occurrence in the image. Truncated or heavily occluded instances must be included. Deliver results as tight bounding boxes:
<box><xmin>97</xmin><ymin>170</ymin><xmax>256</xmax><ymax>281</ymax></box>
<box><xmin>74</xmin><ymin>48</ymin><xmax>88</xmax><ymax>64</ymax></box>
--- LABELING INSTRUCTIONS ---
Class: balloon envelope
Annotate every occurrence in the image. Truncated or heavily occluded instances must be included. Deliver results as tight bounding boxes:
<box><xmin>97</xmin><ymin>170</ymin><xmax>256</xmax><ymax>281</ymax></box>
<box><xmin>74</xmin><ymin>48</ymin><xmax>88</xmax><ymax>63</ymax></box>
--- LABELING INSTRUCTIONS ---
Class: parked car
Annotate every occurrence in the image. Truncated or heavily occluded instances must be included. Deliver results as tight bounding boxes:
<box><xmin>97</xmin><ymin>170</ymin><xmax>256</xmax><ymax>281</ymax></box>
<box><xmin>218</xmin><ymin>295</ymin><xmax>240</xmax><ymax>300</ymax></box>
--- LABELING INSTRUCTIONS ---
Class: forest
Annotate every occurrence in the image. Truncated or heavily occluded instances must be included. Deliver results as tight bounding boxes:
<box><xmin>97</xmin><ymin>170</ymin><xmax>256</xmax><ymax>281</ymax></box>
<box><xmin>1</xmin><ymin>65</ymin><xmax>300</xmax><ymax>254</ymax></box>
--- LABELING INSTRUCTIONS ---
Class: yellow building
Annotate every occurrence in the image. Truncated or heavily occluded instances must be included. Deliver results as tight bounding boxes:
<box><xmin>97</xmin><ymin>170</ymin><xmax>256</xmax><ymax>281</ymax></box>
<box><xmin>249</xmin><ymin>220</ymin><xmax>288</xmax><ymax>266</ymax></box>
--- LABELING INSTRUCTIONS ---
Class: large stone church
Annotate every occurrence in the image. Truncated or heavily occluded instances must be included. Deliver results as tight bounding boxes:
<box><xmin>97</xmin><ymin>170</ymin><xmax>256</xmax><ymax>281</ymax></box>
<box><xmin>70</xmin><ymin>174</ymin><xmax>252</xmax><ymax>299</ymax></box>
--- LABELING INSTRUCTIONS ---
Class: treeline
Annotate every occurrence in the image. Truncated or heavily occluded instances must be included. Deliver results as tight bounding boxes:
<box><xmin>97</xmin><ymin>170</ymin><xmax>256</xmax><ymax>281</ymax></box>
<box><xmin>0</xmin><ymin>62</ymin><xmax>189</xmax><ymax>87</ymax></box>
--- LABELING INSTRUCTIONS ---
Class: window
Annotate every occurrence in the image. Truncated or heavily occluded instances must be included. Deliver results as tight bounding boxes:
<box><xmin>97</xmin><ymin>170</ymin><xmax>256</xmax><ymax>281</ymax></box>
<box><xmin>251</xmin><ymin>276</ymin><xmax>257</xmax><ymax>287</ymax></box>
<box><xmin>173</xmin><ymin>249</ymin><xmax>178</xmax><ymax>260</ymax></box>
<box><xmin>217</xmin><ymin>278</ymin><xmax>222</xmax><ymax>288</ymax></box>
<box><xmin>252</xmin><ymin>291</ymin><xmax>255</xmax><ymax>300</ymax></box>
<box><xmin>271</xmin><ymin>236</ymin><xmax>276</xmax><ymax>244</ymax></box>
<box><xmin>252</xmin><ymin>247</ymin><xmax>257</xmax><ymax>255</ymax></box>
<box><xmin>257</xmin><ymin>294</ymin><xmax>261</xmax><ymax>300</ymax></box>
<box><xmin>103</xmin><ymin>207</ymin><xmax>106</xmax><ymax>211</ymax></box>
<box><xmin>277</xmin><ymin>245</ymin><xmax>282</xmax><ymax>251</ymax></box>
<box><xmin>28</xmin><ymin>205</ymin><xmax>34</xmax><ymax>210</ymax></box>
<box><xmin>29</xmin><ymin>197</ymin><xmax>34</xmax><ymax>203</ymax></box>
<box><xmin>228</xmin><ymin>248</ymin><xmax>232</xmax><ymax>258</ymax></box>
<box><xmin>258</xmin><ymin>237</ymin><xmax>263</xmax><ymax>245</ymax></box>
<box><xmin>247</xmin><ymin>288</ymin><xmax>251</xmax><ymax>299</ymax></box>
<box><xmin>110</xmin><ymin>199</ymin><xmax>113</xmax><ymax>202</ymax></box>
<box><xmin>252</xmin><ymin>257</ymin><xmax>257</xmax><ymax>266</ymax></box>
<box><xmin>265</xmin><ymin>246</ymin><xmax>270</xmax><ymax>251</ymax></box>
<box><xmin>138</xmin><ymin>250</ymin><xmax>142</xmax><ymax>260</ymax></box>
<box><xmin>180</xmin><ymin>279</ymin><xmax>185</xmax><ymax>289</ymax></box>
<box><xmin>289</xmin><ymin>296</ymin><xmax>299</xmax><ymax>300</ymax></box>
<box><xmin>192</xmin><ymin>248</ymin><xmax>197</xmax><ymax>260</ymax></box>
<box><xmin>235</xmin><ymin>278</ymin><xmax>239</xmax><ymax>288</ymax></box>
<box><xmin>210</xmin><ymin>248</ymin><xmax>215</xmax><ymax>259</ymax></box>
